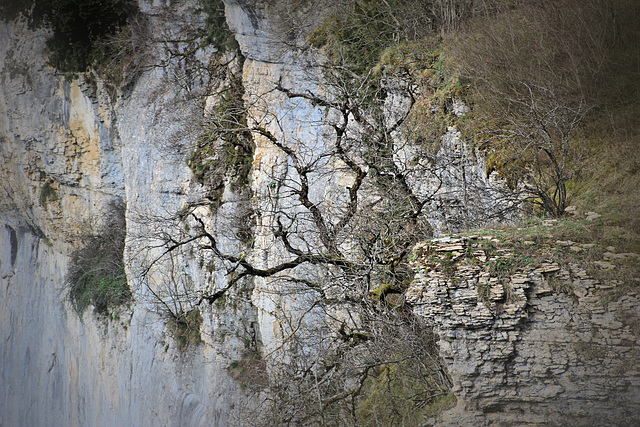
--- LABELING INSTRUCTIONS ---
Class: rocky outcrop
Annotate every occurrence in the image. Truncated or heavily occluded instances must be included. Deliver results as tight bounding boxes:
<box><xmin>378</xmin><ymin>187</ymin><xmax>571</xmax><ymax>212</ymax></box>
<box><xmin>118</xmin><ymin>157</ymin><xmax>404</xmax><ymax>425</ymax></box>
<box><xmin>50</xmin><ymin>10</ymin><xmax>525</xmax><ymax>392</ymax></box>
<box><xmin>409</xmin><ymin>127</ymin><xmax>515</xmax><ymax>235</ymax></box>
<box><xmin>407</xmin><ymin>236</ymin><xmax>640</xmax><ymax>426</ymax></box>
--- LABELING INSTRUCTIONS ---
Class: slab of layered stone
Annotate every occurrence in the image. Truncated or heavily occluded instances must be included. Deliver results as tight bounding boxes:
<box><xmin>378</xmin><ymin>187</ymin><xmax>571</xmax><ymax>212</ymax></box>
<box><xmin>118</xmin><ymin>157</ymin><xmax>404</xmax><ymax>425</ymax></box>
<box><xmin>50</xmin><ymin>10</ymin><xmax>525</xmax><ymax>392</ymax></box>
<box><xmin>409</xmin><ymin>236</ymin><xmax>640</xmax><ymax>426</ymax></box>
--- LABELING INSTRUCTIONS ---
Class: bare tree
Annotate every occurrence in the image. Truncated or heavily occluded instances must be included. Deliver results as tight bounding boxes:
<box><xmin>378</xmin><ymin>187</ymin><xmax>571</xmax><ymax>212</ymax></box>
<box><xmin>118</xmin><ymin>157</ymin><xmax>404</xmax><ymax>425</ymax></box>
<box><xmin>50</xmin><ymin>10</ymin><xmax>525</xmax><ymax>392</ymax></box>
<box><xmin>139</xmin><ymin>61</ymin><xmax>442</xmax><ymax>299</ymax></box>
<box><xmin>448</xmin><ymin>0</ymin><xmax>609</xmax><ymax>216</ymax></box>
<box><xmin>493</xmin><ymin>84</ymin><xmax>589</xmax><ymax>217</ymax></box>
<box><xmin>128</xmin><ymin>1</ymin><xmax>476</xmax><ymax>423</ymax></box>
<box><xmin>130</xmin><ymin>49</ymin><xmax>455</xmax><ymax>421</ymax></box>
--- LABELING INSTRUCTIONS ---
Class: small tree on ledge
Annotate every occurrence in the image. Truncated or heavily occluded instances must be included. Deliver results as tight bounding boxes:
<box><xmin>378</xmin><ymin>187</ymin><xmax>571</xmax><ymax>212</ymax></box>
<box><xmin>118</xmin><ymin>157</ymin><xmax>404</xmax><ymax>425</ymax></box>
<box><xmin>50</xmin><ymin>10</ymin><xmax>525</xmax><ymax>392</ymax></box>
<box><xmin>488</xmin><ymin>84</ymin><xmax>589</xmax><ymax>218</ymax></box>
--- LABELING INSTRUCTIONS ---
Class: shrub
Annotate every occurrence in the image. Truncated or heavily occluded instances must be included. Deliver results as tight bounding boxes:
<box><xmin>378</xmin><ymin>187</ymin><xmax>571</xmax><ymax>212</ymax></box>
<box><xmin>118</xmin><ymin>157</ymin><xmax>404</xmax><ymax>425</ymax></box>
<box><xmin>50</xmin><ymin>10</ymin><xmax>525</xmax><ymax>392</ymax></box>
<box><xmin>67</xmin><ymin>201</ymin><xmax>130</xmax><ymax>315</ymax></box>
<box><xmin>201</xmin><ymin>0</ymin><xmax>238</xmax><ymax>53</ymax></box>
<box><xmin>39</xmin><ymin>180</ymin><xmax>59</xmax><ymax>206</ymax></box>
<box><xmin>228</xmin><ymin>349</ymin><xmax>268</xmax><ymax>390</ymax></box>
<box><xmin>168</xmin><ymin>308</ymin><xmax>204</xmax><ymax>350</ymax></box>
<box><xmin>33</xmin><ymin>0</ymin><xmax>136</xmax><ymax>72</ymax></box>
<box><xmin>357</xmin><ymin>362</ymin><xmax>455</xmax><ymax>425</ymax></box>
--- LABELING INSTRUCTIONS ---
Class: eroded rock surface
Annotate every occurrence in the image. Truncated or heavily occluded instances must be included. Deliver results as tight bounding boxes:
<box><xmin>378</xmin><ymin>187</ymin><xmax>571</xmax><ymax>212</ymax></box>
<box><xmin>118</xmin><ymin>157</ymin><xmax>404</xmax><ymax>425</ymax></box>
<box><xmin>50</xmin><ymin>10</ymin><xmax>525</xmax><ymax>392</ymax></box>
<box><xmin>408</xmin><ymin>237</ymin><xmax>640</xmax><ymax>426</ymax></box>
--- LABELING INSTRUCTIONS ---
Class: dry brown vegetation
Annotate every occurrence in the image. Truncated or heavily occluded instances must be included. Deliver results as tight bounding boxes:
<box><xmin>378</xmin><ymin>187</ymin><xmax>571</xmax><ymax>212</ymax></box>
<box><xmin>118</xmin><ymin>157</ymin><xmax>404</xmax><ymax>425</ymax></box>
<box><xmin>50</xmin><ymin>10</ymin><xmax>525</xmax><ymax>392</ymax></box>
<box><xmin>444</xmin><ymin>0</ymin><xmax>639</xmax><ymax>222</ymax></box>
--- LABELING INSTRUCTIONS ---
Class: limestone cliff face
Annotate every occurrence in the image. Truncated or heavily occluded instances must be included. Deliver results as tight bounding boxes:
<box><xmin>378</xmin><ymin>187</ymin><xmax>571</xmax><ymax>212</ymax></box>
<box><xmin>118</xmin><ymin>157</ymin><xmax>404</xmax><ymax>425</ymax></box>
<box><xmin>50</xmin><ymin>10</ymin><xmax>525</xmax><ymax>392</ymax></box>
<box><xmin>407</xmin><ymin>236</ymin><xmax>640</xmax><ymax>426</ymax></box>
<box><xmin>224</xmin><ymin>1</ymin><xmax>511</xmax><ymax>360</ymax></box>
<box><xmin>0</xmin><ymin>1</ymin><xmax>520</xmax><ymax>425</ymax></box>
<box><xmin>0</xmin><ymin>3</ymin><xmax>249</xmax><ymax>426</ymax></box>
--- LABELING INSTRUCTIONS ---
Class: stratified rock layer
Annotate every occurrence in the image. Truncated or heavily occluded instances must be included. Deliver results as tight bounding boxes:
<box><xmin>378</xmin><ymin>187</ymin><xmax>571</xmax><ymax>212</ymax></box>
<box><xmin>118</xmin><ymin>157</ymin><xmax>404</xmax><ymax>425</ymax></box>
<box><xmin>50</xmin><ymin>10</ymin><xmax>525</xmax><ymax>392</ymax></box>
<box><xmin>407</xmin><ymin>236</ymin><xmax>640</xmax><ymax>426</ymax></box>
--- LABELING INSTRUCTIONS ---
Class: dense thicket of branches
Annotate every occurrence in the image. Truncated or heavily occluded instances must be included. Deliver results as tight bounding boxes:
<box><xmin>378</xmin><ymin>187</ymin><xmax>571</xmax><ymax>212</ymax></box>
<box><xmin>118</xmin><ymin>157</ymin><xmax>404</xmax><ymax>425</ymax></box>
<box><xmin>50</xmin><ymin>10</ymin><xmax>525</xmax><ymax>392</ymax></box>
<box><xmin>448</xmin><ymin>0</ymin><xmax>623</xmax><ymax>216</ymax></box>
<box><xmin>32</xmin><ymin>0</ymin><xmax>136</xmax><ymax>72</ymax></box>
<box><xmin>259</xmin><ymin>312</ymin><xmax>453</xmax><ymax>426</ymax></box>
<box><xmin>67</xmin><ymin>201</ymin><xmax>130</xmax><ymax>315</ymax></box>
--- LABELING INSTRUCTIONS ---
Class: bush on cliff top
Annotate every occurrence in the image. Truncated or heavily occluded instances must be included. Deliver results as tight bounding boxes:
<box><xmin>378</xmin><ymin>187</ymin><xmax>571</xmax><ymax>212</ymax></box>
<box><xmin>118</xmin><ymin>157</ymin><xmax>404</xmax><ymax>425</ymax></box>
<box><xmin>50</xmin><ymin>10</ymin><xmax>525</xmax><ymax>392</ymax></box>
<box><xmin>33</xmin><ymin>0</ymin><xmax>136</xmax><ymax>72</ymax></box>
